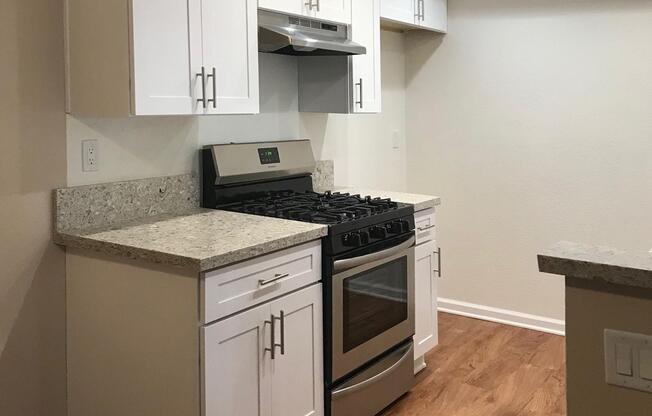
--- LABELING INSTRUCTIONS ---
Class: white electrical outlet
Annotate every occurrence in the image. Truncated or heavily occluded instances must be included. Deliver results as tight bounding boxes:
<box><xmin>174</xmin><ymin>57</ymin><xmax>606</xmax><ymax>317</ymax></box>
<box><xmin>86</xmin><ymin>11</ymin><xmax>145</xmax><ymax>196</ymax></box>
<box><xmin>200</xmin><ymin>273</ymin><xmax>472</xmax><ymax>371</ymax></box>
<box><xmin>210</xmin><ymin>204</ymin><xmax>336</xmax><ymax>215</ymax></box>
<box><xmin>82</xmin><ymin>139</ymin><xmax>98</xmax><ymax>172</ymax></box>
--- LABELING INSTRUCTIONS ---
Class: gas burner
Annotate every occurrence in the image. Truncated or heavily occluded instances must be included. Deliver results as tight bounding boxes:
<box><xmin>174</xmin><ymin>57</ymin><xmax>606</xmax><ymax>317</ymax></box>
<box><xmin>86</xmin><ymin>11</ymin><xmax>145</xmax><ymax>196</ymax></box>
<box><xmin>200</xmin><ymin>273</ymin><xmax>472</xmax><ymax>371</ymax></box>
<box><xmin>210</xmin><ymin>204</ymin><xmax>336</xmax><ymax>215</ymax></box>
<box><xmin>217</xmin><ymin>191</ymin><xmax>401</xmax><ymax>225</ymax></box>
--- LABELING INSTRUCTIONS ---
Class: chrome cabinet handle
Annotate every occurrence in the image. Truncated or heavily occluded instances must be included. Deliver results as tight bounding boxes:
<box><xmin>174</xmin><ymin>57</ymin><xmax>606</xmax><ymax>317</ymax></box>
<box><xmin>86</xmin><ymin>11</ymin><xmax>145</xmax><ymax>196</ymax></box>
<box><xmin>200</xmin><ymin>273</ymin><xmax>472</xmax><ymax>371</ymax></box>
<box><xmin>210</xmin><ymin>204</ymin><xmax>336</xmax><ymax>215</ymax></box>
<box><xmin>417</xmin><ymin>225</ymin><xmax>435</xmax><ymax>232</ymax></box>
<box><xmin>265</xmin><ymin>314</ymin><xmax>276</xmax><ymax>359</ymax></box>
<box><xmin>277</xmin><ymin>311</ymin><xmax>285</xmax><ymax>356</ymax></box>
<box><xmin>265</xmin><ymin>312</ymin><xmax>285</xmax><ymax>360</ymax></box>
<box><xmin>421</xmin><ymin>0</ymin><xmax>425</xmax><ymax>20</ymax></box>
<box><xmin>315</xmin><ymin>0</ymin><xmax>320</xmax><ymax>12</ymax></box>
<box><xmin>207</xmin><ymin>67</ymin><xmax>216</xmax><ymax>109</ymax></box>
<box><xmin>196</xmin><ymin>66</ymin><xmax>207</xmax><ymax>108</ymax></box>
<box><xmin>415</xmin><ymin>0</ymin><xmax>421</xmax><ymax>19</ymax></box>
<box><xmin>258</xmin><ymin>273</ymin><xmax>290</xmax><ymax>287</ymax></box>
<box><xmin>434</xmin><ymin>247</ymin><xmax>442</xmax><ymax>277</ymax></box>
<box><xmin>355</xmin><ymin>78</ymin><xmax>363</xmax><ymax>109</ymax></box>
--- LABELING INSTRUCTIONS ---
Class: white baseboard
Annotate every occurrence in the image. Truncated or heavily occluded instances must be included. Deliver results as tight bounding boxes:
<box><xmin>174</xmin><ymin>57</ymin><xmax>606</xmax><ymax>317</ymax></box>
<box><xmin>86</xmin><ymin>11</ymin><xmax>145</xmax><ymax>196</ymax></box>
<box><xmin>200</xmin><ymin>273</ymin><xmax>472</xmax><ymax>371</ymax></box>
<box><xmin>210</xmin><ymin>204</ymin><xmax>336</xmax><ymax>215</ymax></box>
<box><xmin>438</xmin><ymin>298</ymin><xmax>565</xmax><ymax>336</ymax></box>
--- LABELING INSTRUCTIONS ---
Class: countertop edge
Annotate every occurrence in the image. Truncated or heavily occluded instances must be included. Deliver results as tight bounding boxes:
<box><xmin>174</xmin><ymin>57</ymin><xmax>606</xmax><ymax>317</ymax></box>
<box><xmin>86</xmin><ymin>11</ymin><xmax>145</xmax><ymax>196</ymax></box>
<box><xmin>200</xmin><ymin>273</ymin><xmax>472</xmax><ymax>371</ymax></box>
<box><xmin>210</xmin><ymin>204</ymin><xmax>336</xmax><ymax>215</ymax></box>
<box><xmin>56</xmin><ymin>227</ymin><xmax>328</xmax><ymax>274</ymax></box>
<box><xmin>538</xmin><ymin>241</ymin><xmax>652</xmax><ymax>290</ymax></box>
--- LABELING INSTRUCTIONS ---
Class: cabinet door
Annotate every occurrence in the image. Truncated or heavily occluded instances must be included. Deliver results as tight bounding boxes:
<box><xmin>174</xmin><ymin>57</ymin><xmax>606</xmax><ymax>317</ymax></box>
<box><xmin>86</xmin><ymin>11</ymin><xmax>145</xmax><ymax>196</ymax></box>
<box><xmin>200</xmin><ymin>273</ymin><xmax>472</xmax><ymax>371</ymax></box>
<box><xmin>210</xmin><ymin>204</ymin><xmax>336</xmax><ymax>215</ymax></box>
<box><xmin>419</xmin><ymin>0</ymin><xmax>447</xmax><ymax>32</ymax></box>
<box><xmin>270</xmin><ymin>285</ymin><xmax>324</xmax><ymax>416</ymax></box>
<box><xmin>414</xmin><ymin>240</ymin><xmax>439</xmax><ymax>359</ymax></box>
<box><xmin>351</xmin><ymin>0</ymin><xmax>381</xmax><ymax>114</ymax></box>
<box><xmin>202</xmin><ymin>302</ymin><xmax>272</xmax><ymax>416</ymax></box>
<box><xmin>130</xmin><ymin>0</ymin><xmax>194</xmax><ymax>115</ymax></box>
<box><xmin>192</xmin><ymin>0</ymin><xmax>260</xmax><ymax>114</ymax></box>
<box><xmin>259</xmin><ymin>0</ymin><xmax>305</xmax><ymax>16</ymax></box>
<box><xmin>316</xmin><ymin>0</ymin><xmax>352</xmax><ymax>24</ymax></box>
<box><xmin>380</xmin><ymin>0</ymin><xmax>416</xmax><ymax>26</ymax></box>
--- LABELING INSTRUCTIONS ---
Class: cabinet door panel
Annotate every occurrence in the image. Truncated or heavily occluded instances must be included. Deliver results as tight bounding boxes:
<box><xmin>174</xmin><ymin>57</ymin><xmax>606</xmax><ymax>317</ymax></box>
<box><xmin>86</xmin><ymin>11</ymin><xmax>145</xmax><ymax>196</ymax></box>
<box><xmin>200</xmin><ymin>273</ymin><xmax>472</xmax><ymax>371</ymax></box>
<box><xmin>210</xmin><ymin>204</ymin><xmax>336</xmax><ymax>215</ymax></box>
<box><xmin>351</xmin><ymin>0</ymin><xmax>381</xmax><ymax>114</ymax></box>
<box><xmin>202</xmin><ymin>303</ymin><xmax>271</xmax><ymax>416</ymax></box>
<box><xmin>380</xmin><ymin>0</ymin><xmax>416</xmax><ymax>26</ymax></box>
<box><xmin>270</xmin><ymin>285</ymin><xmax>324</xmax><ymax>416</ymax></box>
<box><xmin>259</xmin><ymin>0</ymin><xmax>305</xmax><ymax>16</ymax></box>
<box><xmin>316</xmin><ymin>0</ymin><xmax>351</xmax><ymax>24</ymax></box>
<box><xmin>420</xmin><ymin>0</ymin><xmax>447</xmax><ymax>32</ymax></box>
<box><xmin>197</xmin><ymin>0</ymin><xmax>259</xmax><ymax>114</ymax></box>
<box><xmin>130</xmin><ymin>0</ymin><xmax>194</xmax><ymax>115</ymax></box>
<box><xmin>414</xmin><ymin>240</ymin><xmax>438</xmax><ymax>359</ymax></box>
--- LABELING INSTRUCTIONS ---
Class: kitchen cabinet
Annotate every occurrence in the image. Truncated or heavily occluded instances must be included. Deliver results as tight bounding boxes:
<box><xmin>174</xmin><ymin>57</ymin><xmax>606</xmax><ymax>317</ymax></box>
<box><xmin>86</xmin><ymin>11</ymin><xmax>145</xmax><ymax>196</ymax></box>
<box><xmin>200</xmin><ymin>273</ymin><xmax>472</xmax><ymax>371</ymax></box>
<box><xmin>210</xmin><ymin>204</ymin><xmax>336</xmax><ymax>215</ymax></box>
<box><xmin>66</xmin><ymin>240</ymin><xmax>323</xmax><ymax>416</ymax></box>
<box><xmin>380</xmin><ymin>0</ymin><xmax>447</xmax><ymax>33</ymax></box>
<box><xmin>190</xmin><ymin>0</ymin><xmax>260</xmax><ymax>115</ymax></box>
<box><xmin>414</xmin><ymin>240</ymin><xmax>439</xmax><ymax>361</ymax></box>
<box><xmin>260</xmin><ymin>0</ymin><xmax>352</xmax><ymax>24</ymax></box>
<box><xmin>298</xmin><ymin>0</ymin><xmax>381</xmax><ymax>114</ymax></box>
<box><xmin>202</xmin><ymin>284</ymin><xmax>324</xmax><ymax>416</ymax></box>
<box><xmin>351</xmin><ymin>0</ymin><xmax>382</xmax><ymax>113</ymax></box>
<box><xmin>413</xmin><ymin>208</ymin><xmax>440</xmax><ymax>373</ymax></box>
<box><xmin>66</xmin><ymin>0</ymin><xmax>259</xmax><ymax>117</ymax></box>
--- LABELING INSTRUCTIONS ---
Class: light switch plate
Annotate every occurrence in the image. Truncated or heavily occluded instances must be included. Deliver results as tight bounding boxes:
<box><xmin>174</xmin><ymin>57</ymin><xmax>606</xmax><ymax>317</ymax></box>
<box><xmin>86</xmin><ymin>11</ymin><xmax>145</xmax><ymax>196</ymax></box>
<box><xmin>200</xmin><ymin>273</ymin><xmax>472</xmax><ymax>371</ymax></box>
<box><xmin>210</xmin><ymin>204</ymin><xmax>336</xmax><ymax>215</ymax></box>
<box><xmin>605</xmin><ymin>329</ymin><xmax>652</xmax><ymax>393</ymax></box>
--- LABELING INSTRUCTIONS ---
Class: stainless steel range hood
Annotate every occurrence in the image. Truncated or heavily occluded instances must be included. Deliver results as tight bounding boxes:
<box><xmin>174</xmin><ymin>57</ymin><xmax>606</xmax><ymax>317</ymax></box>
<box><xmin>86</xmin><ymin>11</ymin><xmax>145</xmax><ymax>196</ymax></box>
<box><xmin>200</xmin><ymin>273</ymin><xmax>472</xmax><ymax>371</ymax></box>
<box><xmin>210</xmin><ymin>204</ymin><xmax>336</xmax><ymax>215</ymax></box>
<box><xmin>258</xmin><ymin>10</ymin><xmax>366</xmax><ymax>56</ymax></box>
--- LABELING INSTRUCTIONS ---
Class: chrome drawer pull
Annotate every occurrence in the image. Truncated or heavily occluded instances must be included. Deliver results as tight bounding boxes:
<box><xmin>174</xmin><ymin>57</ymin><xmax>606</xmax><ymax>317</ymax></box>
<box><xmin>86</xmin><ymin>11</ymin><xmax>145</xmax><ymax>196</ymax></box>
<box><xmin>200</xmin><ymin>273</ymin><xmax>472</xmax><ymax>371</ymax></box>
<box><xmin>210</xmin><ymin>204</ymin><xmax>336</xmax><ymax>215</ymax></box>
<box><xmin>259</xmin><ymin>273</ymin><xmax>290</xmax><ymax>287</ymax></box>
<box><xmin>265</xmin><ymin>314</ymin><xmax>276</xmax><ymax>359</ymax></box>
<box><xmin>417</xmin><ymin>225</ymin><xmax>435</xmax><ymax>232</ymax></box>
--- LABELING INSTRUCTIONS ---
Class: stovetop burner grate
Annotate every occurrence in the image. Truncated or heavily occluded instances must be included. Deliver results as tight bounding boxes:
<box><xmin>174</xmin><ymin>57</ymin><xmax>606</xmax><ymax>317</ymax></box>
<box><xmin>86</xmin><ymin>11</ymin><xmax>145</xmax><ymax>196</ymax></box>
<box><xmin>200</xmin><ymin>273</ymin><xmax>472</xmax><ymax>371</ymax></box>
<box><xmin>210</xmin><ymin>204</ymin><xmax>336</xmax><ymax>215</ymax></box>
<box><xmin>217</xmin><ymin>191</ymin><xmax>400</xmax><ymax>225</ymax></box>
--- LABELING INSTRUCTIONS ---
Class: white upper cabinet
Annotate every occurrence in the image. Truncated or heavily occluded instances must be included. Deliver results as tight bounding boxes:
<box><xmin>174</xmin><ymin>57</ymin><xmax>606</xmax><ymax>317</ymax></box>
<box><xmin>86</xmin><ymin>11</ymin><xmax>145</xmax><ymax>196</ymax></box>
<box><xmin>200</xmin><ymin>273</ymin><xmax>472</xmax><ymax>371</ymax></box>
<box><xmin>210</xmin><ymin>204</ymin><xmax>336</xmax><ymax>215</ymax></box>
<box><xmin>260</xmin><ymin>0</ymin><xmax>351</xmax><ymax>24</ymax></box>
<box><xmin>351</xmin><ymin>0</ymin><xmax>381</xmax><ymax>114</ymax></box>
<box><xmin>66</xmin><ymin>0</ymin><xmax>259</xmax><ymax>116</ymax></box>
<box><xmin>314</xmin><ymin>0</ymin><xmax>352</xmax><ymax>24</ymax></box>
<box><xmin>190</xmin><ymin>0</ymin><xmax>260</xmax><ymax>115</ymax></box>
<box><xmin>259</xmin><ymin>0</ymin><xmax>305</xmax><ymax>16</ymax></box>
<box><xmin>380</xmin><ymin>0</ymin><xmax>416</xmax><ymax>25</ymax></box>
<box><xmin>130</xmin><ymin>0</ymin><xmax>195</xmax><ymax>115</ymax></box>
<box><xmin>380</xmin><ymin>0</ymin><xmax>447</xmax><ymax>32</ymax></box>
<box><xmin>419</xmin><ymin>0</ymin><xmax>447</xmax><ymax>32</ymax></box>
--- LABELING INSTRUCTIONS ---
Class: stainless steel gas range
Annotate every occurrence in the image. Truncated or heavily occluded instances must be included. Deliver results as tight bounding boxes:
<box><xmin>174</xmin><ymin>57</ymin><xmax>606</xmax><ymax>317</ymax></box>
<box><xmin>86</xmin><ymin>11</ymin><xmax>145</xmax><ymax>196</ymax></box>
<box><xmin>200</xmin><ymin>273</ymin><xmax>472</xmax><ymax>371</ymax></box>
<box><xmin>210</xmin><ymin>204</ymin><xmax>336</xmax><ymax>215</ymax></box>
<box><xmin>201</xmin><ymin>140</ymin><xmax>415</xmax><ymax>416</ymax></box>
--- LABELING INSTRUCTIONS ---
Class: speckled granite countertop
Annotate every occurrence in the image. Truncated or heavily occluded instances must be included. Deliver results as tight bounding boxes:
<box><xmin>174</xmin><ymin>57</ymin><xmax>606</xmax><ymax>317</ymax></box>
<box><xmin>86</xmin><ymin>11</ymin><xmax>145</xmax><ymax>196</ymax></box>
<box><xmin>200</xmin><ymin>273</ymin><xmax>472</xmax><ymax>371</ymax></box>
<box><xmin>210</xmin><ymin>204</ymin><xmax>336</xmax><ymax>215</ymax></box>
<box><xmin>322</xmin><ymin>187</ymin><xmax>441</xmax><ymax>212</ymax></box>
<box><xmin>57</xmin><ymin>210</ymin><xmax>327</xmax><ymax>273</ymax></box>
<box><xmin>538</xmin><ymin>241</ymin><xmax>652</xmax><ymax>289</ymax></box>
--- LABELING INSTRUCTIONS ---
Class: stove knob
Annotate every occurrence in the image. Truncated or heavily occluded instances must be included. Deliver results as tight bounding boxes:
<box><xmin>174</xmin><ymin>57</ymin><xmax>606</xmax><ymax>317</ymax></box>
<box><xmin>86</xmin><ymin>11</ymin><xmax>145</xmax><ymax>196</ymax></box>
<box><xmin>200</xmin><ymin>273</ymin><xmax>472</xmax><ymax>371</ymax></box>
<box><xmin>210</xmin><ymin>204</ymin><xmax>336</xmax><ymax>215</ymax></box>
<box><xmin>386</xmin><ymin>221</ymin><xmax>403</xmax><ymax>234</ymax></box>
<box><xmin>399</xmin><ymin>220</ymin><xmax>411</xmax><ymax>233</ymax></box>
<box><xmin>369</xmin><ymin>226</ymin><xmax>387</xmax><ymax>239</ymax></box>
<box><xmin>342</xmin><ymin>232</ymin><xmax>361</xmax><ymax>247</ymax></box>
<box><xmin>359</xmin><ymin>230</ymin><xmax>370</xmax><ymax>245</ymax></box>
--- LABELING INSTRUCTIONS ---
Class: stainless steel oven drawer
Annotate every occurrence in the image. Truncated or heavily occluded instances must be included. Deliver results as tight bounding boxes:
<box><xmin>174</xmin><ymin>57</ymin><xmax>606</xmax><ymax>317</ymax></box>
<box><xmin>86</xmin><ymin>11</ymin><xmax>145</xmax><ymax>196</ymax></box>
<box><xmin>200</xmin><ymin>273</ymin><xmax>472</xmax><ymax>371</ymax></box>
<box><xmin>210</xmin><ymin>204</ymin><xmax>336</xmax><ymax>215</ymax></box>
<box><xmin>331</xmin><ymin>341</ymin><xmax>414</xmax><ymax>416</ymax></box>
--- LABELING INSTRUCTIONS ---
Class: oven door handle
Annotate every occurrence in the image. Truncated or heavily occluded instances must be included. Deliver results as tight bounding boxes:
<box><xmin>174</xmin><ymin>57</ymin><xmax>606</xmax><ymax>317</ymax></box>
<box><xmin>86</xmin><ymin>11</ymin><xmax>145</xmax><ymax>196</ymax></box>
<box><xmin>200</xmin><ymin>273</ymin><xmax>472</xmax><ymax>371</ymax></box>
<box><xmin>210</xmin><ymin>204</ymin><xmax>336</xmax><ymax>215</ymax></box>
<box><xmin>333</xmin><ymin>235</ymin><xmax>415</xmax><ymax>274</ymax></box>
<box><xmin>331</xmin><ymin>342</ymin><xmax>413</xmax><ymax>399</ymax></box>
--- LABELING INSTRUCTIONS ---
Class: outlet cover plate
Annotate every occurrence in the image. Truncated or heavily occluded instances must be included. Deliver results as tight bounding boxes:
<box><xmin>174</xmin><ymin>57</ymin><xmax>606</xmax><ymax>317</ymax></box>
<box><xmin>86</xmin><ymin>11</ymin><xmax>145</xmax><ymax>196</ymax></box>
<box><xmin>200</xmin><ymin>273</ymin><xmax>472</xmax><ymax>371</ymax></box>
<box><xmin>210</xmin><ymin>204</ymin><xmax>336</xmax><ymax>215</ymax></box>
<box><xmin>605</xmin><ymin>329</ymin><xmax>652</xmax><ymax>393</ymax></box>
<box><xmin>82</xmin><ymin>139</ymin><xmax>98</xmax><ymax>172</ymax></box>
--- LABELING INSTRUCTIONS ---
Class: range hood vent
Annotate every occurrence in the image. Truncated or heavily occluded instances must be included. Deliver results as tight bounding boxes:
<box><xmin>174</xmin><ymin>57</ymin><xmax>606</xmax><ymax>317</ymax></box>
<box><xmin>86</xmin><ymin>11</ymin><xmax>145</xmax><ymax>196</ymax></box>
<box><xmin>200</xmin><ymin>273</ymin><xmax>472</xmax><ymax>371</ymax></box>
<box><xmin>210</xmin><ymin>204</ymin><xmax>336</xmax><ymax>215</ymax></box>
<box><xmin>258</xmin><ymin>11</ymin><xmax>366</xmax><ymax>56</ymax></box>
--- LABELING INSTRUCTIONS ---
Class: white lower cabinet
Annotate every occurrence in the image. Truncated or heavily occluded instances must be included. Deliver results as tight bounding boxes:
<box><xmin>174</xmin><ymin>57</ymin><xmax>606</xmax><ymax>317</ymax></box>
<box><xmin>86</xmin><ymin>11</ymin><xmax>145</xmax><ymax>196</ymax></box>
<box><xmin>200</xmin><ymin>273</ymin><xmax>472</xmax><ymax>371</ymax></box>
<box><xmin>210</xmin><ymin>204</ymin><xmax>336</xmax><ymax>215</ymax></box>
<box><xmin>202</xmin><ymin>284</ymin><xmax>323</xmax><ymax>416</ymax></box>
<box><xmin>413</xmin><ymin>208</ymin><xmax>440</xmax><ymax>373</ymax></box>
<box><xmin>414</xmin><ymin>240</ymin><xmax>439</xmax><ymax>359</ymax></box>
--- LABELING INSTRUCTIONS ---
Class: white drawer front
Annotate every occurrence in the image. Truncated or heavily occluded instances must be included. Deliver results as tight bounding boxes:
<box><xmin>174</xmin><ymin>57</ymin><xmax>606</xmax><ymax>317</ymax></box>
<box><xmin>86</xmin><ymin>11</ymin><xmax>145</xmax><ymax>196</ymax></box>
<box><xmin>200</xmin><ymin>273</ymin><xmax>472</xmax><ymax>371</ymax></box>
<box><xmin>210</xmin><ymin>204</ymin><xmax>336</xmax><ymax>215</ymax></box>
<box><xmin>415</xmin><ymin>208</ymin><xmax>436</xmax><ymax>245</ymax></box>
<box><xmin>201</xmin><ymin>240</ymin><xmax>321</xmax><ymax>324</ymax></box>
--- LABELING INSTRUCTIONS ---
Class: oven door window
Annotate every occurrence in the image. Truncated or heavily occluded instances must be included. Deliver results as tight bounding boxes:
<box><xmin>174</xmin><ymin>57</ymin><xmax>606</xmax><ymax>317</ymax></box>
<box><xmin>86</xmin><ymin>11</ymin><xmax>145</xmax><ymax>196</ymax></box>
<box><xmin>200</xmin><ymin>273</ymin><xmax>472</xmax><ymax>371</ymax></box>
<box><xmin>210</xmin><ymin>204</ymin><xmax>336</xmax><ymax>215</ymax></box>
<box><xmin>342</xmin><ymin>257</ymin><xmax>408</xmax><ymax>353</ymax></box>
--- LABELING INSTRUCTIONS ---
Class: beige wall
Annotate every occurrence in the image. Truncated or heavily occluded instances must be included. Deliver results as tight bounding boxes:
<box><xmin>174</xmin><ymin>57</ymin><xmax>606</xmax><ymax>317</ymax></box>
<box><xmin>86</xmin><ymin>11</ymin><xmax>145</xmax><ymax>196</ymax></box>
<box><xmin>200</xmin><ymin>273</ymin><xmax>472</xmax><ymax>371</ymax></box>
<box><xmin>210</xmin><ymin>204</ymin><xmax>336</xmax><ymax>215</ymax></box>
<box><xmin>0</xmin><ymin>0</ymin><xmax>68</xmax><ymax>415</ymax></box>
<box><xmin>405</xmin><ymin>0</ymin><xmax>652</xmax><ymax>320</ymax></box>
<box><xmin>566</xmin><ymin>280</ymin><xmax>652</xmax><ymax>415</ymax></box>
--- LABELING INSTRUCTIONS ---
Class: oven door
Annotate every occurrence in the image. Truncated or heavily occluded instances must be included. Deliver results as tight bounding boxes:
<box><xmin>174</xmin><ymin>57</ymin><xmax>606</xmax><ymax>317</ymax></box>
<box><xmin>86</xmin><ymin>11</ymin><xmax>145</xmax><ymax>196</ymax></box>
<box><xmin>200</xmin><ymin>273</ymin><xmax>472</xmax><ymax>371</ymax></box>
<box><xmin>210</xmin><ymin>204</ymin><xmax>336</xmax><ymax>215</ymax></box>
<box><xmin>331</xmin><ymin>235</ymin><xmax>415</xmax><ymax>382</ymax></box>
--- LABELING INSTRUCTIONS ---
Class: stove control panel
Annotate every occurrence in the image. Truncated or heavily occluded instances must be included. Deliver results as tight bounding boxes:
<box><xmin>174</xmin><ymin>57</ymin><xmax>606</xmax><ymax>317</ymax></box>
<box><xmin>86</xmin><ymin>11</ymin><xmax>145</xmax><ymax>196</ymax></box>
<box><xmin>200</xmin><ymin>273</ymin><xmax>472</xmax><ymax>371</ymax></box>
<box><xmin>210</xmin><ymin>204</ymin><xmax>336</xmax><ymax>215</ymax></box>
<box><xmin>338</xmin><ymin>217</ymin><xmax>415</xmax><ymax>251</ymax></box>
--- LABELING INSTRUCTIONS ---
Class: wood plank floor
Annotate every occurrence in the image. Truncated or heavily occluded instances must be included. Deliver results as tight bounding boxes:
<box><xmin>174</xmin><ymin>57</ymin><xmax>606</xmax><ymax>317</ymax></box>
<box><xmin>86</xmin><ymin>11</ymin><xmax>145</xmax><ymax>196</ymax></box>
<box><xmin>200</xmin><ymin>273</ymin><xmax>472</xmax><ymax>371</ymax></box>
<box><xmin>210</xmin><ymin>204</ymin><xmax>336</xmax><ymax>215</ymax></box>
<box><xmin>383</xmin><ymin>313</ymin><xmax>566</xmax><ymax>416</ymax></box>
